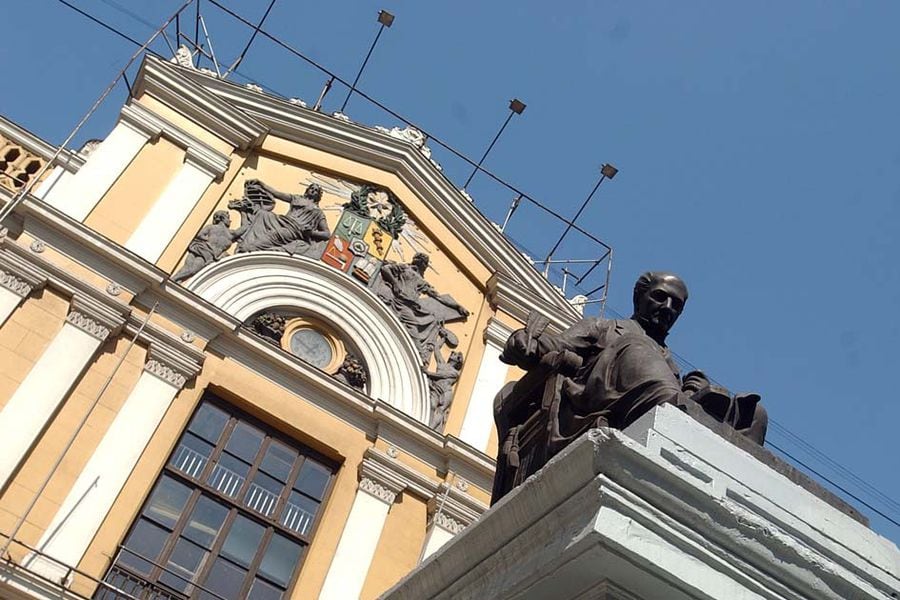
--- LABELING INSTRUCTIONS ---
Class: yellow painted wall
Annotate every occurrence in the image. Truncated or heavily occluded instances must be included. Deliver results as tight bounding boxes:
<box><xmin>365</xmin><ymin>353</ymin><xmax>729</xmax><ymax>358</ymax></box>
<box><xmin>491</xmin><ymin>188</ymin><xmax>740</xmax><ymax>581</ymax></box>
<box><xmin>360</xmin><ymin>493</ymin><xmax>428</xmax><ymax>600</ymax></box>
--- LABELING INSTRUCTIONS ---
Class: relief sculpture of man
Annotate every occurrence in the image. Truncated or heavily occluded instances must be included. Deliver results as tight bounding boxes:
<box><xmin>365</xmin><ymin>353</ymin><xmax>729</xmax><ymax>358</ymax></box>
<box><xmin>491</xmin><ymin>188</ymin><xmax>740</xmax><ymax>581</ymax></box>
<box><xmin>492</xmin><ymin>271</ymin><xmax>768</xmax><ymax>502</ymax></box>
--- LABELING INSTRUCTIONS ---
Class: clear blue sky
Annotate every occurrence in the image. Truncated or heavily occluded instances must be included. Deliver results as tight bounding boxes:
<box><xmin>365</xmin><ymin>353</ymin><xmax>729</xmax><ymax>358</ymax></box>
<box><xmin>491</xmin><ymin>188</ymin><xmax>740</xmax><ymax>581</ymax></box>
<box><xmin>3</xmin><ymin>1</ymin><xmax>899</xmax><ymax>543</ymax></box>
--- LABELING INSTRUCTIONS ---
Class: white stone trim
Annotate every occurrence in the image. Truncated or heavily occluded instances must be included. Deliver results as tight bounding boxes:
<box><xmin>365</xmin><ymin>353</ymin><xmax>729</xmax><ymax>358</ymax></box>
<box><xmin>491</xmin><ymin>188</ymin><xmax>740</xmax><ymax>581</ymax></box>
<box><xmin>0</xmin><ymin>271</ymin><xmax>33</xmax><ymax>298</ymax></box>
<box><xmin>27</xmin><ymin>347</ymin><xmax>201</xmax><ymax>581</ymax></box>
<box><xmin>359</xmin><ymin>476</ymin><xmax>399</xmax><ymax>505</ymax></box>
<box><xmin>188</xmin><ymin>252</ymin><xmax>430</xmax><ymax>424</ymax></box>
<box><xmin>43</xmin><ymin>121</ymin><xmax>151</xmax><ymax>221</ymax></box>
<box><xmin>458</xmin><ymin>318</ymin><xmax>511</xmax><ymax>452</ymax></box>
<box><xmin>125</xmin><ymin>159</ymin><xmax>217</xmax><ymax>262</ymax></box>
<box><xmin>483</xmin><ymin>316</ymin><xmax>515</xmax><ymax>347</ymax></box>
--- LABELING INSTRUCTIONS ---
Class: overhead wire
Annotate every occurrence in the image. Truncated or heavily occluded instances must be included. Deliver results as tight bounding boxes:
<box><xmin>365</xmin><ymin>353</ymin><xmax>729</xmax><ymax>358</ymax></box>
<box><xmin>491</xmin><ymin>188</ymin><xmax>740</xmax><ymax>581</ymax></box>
<box><xmin>42</xmin><ymin>0</ymin><xmax>898</xmax><ymax>532</ymax></box>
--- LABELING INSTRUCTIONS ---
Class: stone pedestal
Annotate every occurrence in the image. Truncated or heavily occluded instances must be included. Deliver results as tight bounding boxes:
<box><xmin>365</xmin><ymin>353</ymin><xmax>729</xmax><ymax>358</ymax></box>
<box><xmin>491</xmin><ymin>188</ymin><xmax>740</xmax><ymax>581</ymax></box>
<box><xmin>382</xmin><ymin>405</ymin><xmax>900</xmax><ymax>600</ymax></box>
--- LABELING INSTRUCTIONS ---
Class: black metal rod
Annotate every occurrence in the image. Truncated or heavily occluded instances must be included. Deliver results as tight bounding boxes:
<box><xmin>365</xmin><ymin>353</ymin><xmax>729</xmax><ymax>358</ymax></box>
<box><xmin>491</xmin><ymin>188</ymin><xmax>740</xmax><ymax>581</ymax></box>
<box><xmin>543</xmin><ymin>173</ymin><xmax>607</xmax><ymax>264</ymax></box>
<box><xmin>340</xmin><ymin>22</ymin><xmax>385</xmax><ymax>112</ymax></box>
<box><xmin>575</xmin><ymin>249</ymin><xmax>610</xmax><ymax>286</ymax></box>
<box><xmin>123</xmin><ymin>72</ymin><xmax>133</xmax><ymax>98</ymax></box>
<box><xmin>194</xmin><ymin>0</ymin><xmax>201</xmax><ymax>63</ymax></box>
<box><xmin>463</xmin><ymin>109</ymin><xmax>515</xmax><ymax>189</ymax></box>
<box><xmin>225</xmin><ymin>0</ymin><xmax>278</xmax><ymax>77</ymax></box>
<box><xmin>314</xmin><ymin>76</ymin><xmax>335</xmax><ymax>111</ymax></box>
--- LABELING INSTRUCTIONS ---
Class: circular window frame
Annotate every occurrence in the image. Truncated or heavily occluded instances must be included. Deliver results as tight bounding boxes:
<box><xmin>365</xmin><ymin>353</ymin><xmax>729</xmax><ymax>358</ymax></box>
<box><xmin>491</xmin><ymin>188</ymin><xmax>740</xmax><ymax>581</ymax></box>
<box><xmin>280</xmin><ymin>317</ymin><xmax>346</xmax><ymax>374</ymax></box>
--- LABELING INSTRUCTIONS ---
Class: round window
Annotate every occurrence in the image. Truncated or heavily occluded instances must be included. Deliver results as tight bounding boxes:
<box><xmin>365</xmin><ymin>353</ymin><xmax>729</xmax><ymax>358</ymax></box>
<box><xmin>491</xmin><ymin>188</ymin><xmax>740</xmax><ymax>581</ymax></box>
<box><xmin>289</xmin><ymin>328</ymin><xmax>333</xmax><ymax>369</ymax></box>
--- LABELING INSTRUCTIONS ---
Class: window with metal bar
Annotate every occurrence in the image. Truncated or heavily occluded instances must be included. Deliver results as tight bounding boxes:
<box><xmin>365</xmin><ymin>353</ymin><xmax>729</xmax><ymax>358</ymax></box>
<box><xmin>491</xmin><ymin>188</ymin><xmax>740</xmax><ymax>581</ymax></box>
<box><xmin>95</xmin><ymin>395</ymin><xmax>337</xmax><ymax>600</ymax></box>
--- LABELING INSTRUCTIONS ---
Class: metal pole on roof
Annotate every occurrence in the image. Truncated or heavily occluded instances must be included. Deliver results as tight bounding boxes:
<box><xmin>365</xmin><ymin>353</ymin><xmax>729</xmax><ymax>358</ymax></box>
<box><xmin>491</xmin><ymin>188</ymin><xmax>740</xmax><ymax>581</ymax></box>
<box><xmin>463</xmin><ymin>99</ymin><xmax>526</xmax><ymax>189</ymax></box>
<box><xmin>339</xmin><ymin>10</ymin><xmax>395</xmax><ymax>113</ymax></box>
<box><xmin>223</xmin><ymin>0</ymin><xmax>278</xmax><ymax>78</ymax></box>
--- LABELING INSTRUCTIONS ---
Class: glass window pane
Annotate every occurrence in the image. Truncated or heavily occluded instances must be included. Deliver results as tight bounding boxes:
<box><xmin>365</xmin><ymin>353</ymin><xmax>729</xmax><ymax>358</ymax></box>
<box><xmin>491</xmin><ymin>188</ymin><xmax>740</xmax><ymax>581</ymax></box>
<box><xmin>282</xmin><ymin>492</ymin><xmax>319</xmax><ymax>536</ymax></box>
<box><xmin>118</xmin><ymin>518</ymin><xmax>169</xmax><ymax>575</ymax></box>
<box><xmin>198</xmin><ymin>557</ymin><xmax>247</xmax><ymax>600</ymax></box>
<box><xmin>293</xmin><ymin>460</ymin><xmax>330</xmax><ymax>500</ymax></box>
<box><xmin>170</xmin><ymin>432</ymin><xmax>214</xmax><ymax>479</ymax></box>
<box><xmin>245</xmin><ymin>472</ymin><xmax>283</xmax><ymax>518</ymax></box>
<box><xmin>225</xmin><ymin>422</ymin><xmax>264</xmax><ymax>462</ymax></box>
<box><xmin>143</xmin><ymin>475</ymin><xmax>191</xmax><ymax>529</ymax></box>
<box><xmin>248</xmin><ymin>577</ymin><xmax>283</xmax><ymax>600</ymax></box>
<box><xmin>159</xmin><ymin>538</ymin><xmax>207</xmax><ymax>594</ymax></box>
<box><xmin>258</xmin><ymin>533</ymin><xmax>302</xmax><ymax>587</ymax></box>
<box><xmin>207</xmin><ymin>452</ymin><xmax>250</xmax><ymax>498</ymax></box>
<box><xmin>221</xmin><ymin>515</ymin><xmax>265</xmax><ymax>568</ymax></box>
<box><xmin>183</xmin><ymin>495</ymin><xmax>229</xmax><ymax>549</ymax></box>
<box><xmin>188</xmin><ymin>402</ymin><xmax>229</xmax><ymax>444</ymax></box>
<box><xmin>260</xmin><ymin>441</ymin><xmax>297</xmax><ymax>482</ymax></box>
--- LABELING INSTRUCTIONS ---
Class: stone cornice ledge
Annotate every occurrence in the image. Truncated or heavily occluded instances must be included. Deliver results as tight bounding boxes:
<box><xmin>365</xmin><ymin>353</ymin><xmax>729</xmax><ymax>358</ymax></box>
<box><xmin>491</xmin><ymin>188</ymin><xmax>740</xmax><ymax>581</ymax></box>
<box><xmin>487</xmin><ymin>272</ymin><xmax>579</xmax><ymax>334</ymax></box>
<box><xmin>133</xmin><ymin>56</ymin><xmax>267</xmax><ymax>151</ymax></box>
<box><xmin>121</xmin><ymin>103</ymin><xmax>230</xmax><ymax>179</ymax></box>
<box><xmin>383</xmin><ymin>411</ymin><xmax>900</xmax><ymax>600</ymax></box>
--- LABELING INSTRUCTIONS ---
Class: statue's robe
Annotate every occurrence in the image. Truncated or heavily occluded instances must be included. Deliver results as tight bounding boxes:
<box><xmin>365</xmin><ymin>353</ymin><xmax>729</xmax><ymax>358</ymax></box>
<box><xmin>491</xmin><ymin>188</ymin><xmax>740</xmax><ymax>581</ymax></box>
<box><xmin>238</xmin><ymin>195</ymin><xmax>329</xmax><ymax>257</ymax></box>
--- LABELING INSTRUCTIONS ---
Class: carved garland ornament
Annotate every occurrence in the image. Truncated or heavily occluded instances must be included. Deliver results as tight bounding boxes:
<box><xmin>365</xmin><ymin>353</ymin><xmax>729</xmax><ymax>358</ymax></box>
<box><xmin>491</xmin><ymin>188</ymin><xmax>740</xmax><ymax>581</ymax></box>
<box><xmin>358</xmin><ymin>476</ymin><xmax>398</xmax><ymax>504</ymax></box>
<box><xmin>66</xmin><ymin>311</ymin><xmax>111</xmax><ymax>340</ymax></box>
<box><xmin>432</xmin><ymin>511</ymin><xmax>466</xmax><ymax>535</ymax></box>
<box><xmin>144</xmin><ymin>359</ymin><xmax>188</xmax><ymax>389</ymax></box>
<box><xmin>0</xmin><ymin>270</ymin><xmax>32</xmax><ymax>298</ymax></box>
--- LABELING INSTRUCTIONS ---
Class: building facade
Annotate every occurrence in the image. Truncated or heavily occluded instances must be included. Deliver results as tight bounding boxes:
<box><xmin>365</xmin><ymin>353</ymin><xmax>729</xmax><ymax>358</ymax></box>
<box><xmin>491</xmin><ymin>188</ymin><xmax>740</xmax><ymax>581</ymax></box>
<box><xmin>0</xmin><ymin>54</ymin><xmax>584</xmax><ymax>599</ymax></box>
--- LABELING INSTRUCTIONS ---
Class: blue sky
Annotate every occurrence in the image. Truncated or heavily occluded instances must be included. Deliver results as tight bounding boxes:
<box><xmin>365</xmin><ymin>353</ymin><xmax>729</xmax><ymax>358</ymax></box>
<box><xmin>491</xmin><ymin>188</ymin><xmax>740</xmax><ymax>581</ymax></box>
<box><xmin>3</xmin><ymin>1</ymin><xmax>899</xmax><ymax>543</ymax></box>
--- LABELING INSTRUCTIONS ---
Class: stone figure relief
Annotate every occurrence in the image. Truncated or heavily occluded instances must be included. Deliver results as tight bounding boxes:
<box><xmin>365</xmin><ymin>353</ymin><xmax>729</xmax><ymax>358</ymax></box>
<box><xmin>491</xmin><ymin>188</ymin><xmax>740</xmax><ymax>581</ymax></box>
<box><xmin>230</xmin><ymin>180</ymin><xmax>331</xmax><ymax>257</ymax></box>
<box><xmin>247</xmin><ymin>312</ymin><xmax>287</xmax><ymax>346</ymax></box>
<box><xmin>427</xmin><ymin>350</ymin><xmax>463</xmax><ymax>432</ymax></box>
<box><xmin>333</xmin><ymin>354</ymin><xmax>368</xmax><ymax>391</ymax></box>
<box><xmin>492</xmin><ymin>271</ymin><xmax>768</xmax><ymax>503</ymax></box>
<box><xmin>173</xmin><ymin>211</ymin><xmax>240</xmax><ymax>282</ymax></box>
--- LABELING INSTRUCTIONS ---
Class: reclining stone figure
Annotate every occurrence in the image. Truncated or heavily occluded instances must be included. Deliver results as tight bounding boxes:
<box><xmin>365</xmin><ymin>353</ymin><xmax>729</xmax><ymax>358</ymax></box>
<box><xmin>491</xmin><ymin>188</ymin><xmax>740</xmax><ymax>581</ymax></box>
<box><xmin>491</xmin><ymin>271</ymin><xmax>768</xmax><ymax>503</ymax></box>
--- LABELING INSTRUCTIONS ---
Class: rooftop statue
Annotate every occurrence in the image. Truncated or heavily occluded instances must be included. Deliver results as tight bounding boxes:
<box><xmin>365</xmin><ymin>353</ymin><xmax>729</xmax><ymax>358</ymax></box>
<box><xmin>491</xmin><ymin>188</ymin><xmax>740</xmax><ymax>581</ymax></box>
<box><xmin>491</xmin><ymin>271</ymin><xmax>768</xmax><ymax>503</ymax></box>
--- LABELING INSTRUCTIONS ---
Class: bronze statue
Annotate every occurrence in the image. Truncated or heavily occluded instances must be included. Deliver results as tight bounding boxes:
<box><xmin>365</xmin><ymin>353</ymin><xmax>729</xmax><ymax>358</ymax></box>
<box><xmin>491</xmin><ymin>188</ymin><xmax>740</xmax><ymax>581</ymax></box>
<box><xmin>491</xmin><ymin>271</ymin><xmax>768</xmax><ymax>503</ymax></box>
<box><xmin>172</xmin><ymin>210</ymin><xmax>240</xmax><ymax>282</ymax></box>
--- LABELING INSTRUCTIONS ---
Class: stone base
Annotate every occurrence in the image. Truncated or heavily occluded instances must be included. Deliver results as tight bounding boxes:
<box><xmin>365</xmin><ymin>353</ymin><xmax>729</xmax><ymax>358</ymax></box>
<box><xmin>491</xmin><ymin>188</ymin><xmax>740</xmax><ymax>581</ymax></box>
<box><xmin>381</xmin><ymin>405</ymin><xmax>900</xmax><ymax>600</ymax></box>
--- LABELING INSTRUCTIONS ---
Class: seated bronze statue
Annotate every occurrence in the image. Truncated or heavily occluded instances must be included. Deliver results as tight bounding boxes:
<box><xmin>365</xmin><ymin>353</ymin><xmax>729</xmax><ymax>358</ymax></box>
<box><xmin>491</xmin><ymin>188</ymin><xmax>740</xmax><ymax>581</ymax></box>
<box><xmin>491</xmin><ymin>271</ymin><xmax>768</xmax><ymax>503</ymax></box>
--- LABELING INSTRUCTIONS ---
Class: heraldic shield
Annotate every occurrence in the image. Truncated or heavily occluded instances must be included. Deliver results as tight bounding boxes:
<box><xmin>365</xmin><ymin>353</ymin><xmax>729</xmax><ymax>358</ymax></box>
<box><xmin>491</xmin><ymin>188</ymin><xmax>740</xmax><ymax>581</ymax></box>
<box><xmin>322</xmin><ymin>210</ymin><xmax>394</xmax><ymax>285</ymax></box>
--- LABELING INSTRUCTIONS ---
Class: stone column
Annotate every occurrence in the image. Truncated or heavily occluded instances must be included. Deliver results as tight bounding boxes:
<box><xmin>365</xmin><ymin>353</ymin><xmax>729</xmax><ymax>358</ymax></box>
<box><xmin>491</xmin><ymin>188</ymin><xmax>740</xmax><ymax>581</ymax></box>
<box><xmin>458</xmin><ymin>318</ymin><xmax>513</xmax><ymax>452</ymax></box>
<box><xmin>43</xmin><ymin>119</ymin><xmax>159</xmax><ymax>221</ymax></box>
<box><xmin>319</xmin><ymin>462</ymin><xmax>406</xmax><ymax>600</ymax></box>
<box><xmin>124</xmin><ymin>148</ymin><xmax>225</xmax><ymax>263</ymax></box>
<box><xmin>419</xmin><ymin>492</ymin><xmax>475</xmax><ymax>561</ymax></box>
<box><xmin>0</xmin><ymin>296</ymin><xmax>126</xmax><ymax>490</ymax></box>
<box><xmin>27</xmin><ymin>345</ymin><xmax>202</xmax><ymax>583</ymax></box>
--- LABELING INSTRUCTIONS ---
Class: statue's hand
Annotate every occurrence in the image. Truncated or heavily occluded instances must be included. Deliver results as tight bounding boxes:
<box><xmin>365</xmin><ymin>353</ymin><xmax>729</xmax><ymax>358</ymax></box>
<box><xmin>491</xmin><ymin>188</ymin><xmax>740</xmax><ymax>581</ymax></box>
<box><xmin>682</xmin><ymin>370</ymin><xmax>710</xmax><ymax>394</ymax></box>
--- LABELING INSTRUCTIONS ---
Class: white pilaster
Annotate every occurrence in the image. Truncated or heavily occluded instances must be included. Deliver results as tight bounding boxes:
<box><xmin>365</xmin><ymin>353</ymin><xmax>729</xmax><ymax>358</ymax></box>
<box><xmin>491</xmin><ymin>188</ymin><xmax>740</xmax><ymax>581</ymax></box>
<box><xmin>319</xmin><ymin>466</ymin><xmax>406</xmax><ymax>600</ymax></box>
<box><xmin>43</xmin><ymin>121</ymin><xmax>156</xmax><ymax>221</ymax></box>
<box><xmin>0</xmin><ymin>297</ymin><xmax>125</xmax><ymax>490</ymax></box>
<box><xmin>458</xmin><ymin>318</ymin><xmax>513</xmax><ymax>452</ymax></box>
<box><xmin>419</xmin><ymin>491</ymin><xmax>475</xmax><ymax>562</ymax></box>
<box><xmin>124</xmin><ymin>151</ymin><xmax>222</xmax><ymax>263</ymax></box>
<box><xmin>27</xmin><ymin>346</ymin><xmax>201</xmax><ymax>583</ymax></box>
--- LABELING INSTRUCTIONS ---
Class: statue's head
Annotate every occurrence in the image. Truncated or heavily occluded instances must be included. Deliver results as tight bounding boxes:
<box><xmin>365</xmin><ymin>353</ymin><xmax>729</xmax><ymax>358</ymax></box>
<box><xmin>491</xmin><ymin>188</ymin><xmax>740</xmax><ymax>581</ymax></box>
<box><xmin>632</xmin><ymin>271</ymin><xmax>688</xmax><ymax>341</ymax></box>
<box><xmin>449</xmin><ymin>350</ymin><xmax>464</xmax><ymax>368</ymax></box>
<box><xmin>304</xmin><ymin>183</ymin><xmax>323</xmax><ymax>203</ymax></box>
<box><xmin>412</xmin><ymin>253</ymin><xmax>429</xmax><ymax>272</ymax></box>
<box><xmin>212</xmin><ymin>210</ymin><xmax>231</xmax><ymax>227</ymax></box>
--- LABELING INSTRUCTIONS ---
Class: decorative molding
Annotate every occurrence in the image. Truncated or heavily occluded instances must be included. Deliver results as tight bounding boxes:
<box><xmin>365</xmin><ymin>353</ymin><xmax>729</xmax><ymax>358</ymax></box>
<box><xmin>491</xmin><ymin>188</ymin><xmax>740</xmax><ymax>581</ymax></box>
<box><xmin>29</xmin><ymin>239</ymin><xmax>46</xmax><ymax>253</ymax></box>
<box><xmin>331</xmin><ymin>112</ymin><xmax>351</xmax><ymax>123</ymax></box>
<box><xmin>359</xmin><ymin>476</ymin><xmax>399</xmax><ymax>504</ymax></box>
<box><xmin>144</xmin><ymin>358</ymin><xmax>187</xmax><ymax>388</ymax></box>
<box><xmin>105</xmin><ymin>282</ymin><xmax>122</xmax><ymax>296</ymax></box>
<box><xmin>0</xmin><ymin>270</ymin><xmax>32</xmax><ymax>297</ymax></box>
<box><xmin>455</xmin><ymin>478</ymin><xmax>469</xmax><ymax>492</ymax></box>
<box><xmin>386</xmin><ymin>445</ymin><xmax>399</xmax><ymax>459</ymax></box>
<box><xmin>121</xmin><ymin>103</ymin><xmax>230</xmax><ymax>179</ymax></box>
<box><xmin>0</xmin><ymin>114</ymin><xmax>85</xmax><ymax>173</ymax></box>
<box><xmin>133</xmin><ymin>57</ymin><xmax>268</xmax><ymax>151</ymax></box>
<box><xmin>180</xmin><ymin>330</ymin><xmax>195</xmax><ymax>343</ymax></box>
<box><xmin>431</xmin><ymin>511</ymin><xmax>466</xmax><ymax>535</ymax></box>
<box><xmin>484</xmin><ymin>316</ymin><xmax>516</xmax><ymax>347</ymax></box>
<box><xmin>487</xmin><ymin>272</ymin><xmax>577</xmax><ymax>335</ymax></box>
<box><xmin>65</xmin><ymin>311</ymin><xmax>111</xmax><ymax>340</ymax></box>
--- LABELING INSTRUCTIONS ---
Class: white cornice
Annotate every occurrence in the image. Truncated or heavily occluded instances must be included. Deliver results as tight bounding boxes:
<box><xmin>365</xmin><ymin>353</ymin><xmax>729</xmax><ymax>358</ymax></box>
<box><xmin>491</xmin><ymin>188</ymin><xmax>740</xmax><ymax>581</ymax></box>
<box><xmin>160</xmin><ymin>59</ymin><xmax>582</xmax><ymax>321</ymax></box>
<box><xmin>484</xmin><ymin>316</ymin><xmax>515</xmax><ymax>347</ymax></box>
<box><xmin>120</xmin><ymin>103</ymin><xmax>230</xmax><ymax>179</ymax></box>
<box><xmin>133</xmin><ymin>56</ymin><xmax>267</xmax><ymax>151</ymax></box>
<box><xmin>487</xmin><ymin>272</ymin><xmax>578</xmax><ymax>334</ymax></box>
